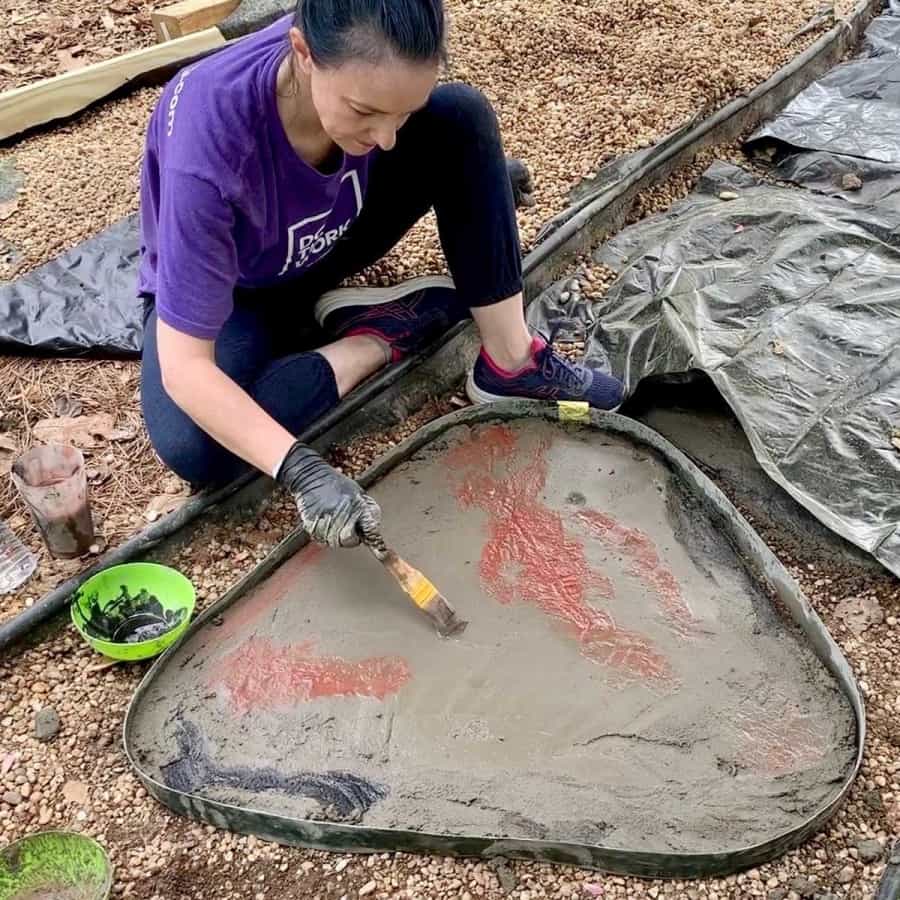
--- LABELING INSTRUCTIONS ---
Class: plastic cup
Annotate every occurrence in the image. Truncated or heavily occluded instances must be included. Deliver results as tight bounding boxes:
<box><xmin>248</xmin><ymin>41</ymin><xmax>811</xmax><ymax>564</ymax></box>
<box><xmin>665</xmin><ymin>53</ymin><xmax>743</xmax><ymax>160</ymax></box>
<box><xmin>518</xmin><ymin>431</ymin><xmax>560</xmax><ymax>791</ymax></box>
<box><xmin>12</xmin><ymin>444</ymin><xmax>95</xmax><ymax>559</ymax></box>
<box><xmin>0</xmin><ymin>520</ymin><xmax>37</xmax><ymax>594</ymax></box>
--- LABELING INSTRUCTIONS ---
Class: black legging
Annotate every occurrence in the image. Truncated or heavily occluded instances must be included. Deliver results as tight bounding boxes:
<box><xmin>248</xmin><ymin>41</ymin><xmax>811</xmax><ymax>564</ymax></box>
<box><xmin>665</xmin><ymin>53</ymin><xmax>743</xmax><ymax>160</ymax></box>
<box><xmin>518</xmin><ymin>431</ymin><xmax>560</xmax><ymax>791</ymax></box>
<box><xmin>141</xmin><ymin>83</ymin><xmax>523</xmax><ymax>485</ymax></box>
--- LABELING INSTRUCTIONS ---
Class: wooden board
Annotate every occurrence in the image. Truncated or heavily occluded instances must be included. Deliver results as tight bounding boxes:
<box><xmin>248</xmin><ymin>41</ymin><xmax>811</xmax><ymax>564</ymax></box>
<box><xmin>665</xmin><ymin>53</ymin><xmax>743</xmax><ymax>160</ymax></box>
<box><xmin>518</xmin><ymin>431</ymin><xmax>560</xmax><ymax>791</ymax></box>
<box><xmin>0</xmin><ymin>28</ymin><xmax>226</xmax><ymax>142</ymax></box>
<box><xmin>152</xmin><ymin>0</ymin><xmax>241</xmax><ymax>41</ymax></box>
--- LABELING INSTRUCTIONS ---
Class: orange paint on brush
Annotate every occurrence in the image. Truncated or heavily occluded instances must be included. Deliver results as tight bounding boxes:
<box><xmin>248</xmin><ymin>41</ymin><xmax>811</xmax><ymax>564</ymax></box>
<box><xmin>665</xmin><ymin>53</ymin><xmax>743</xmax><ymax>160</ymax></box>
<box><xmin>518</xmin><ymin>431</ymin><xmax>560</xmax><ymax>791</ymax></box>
<box><xmin>211</xmin><ymin>636</ymin><xmax>411</xmax><ymax>714</ymax></box>
<box><xmin>574</xmin><ymin>510</ymin><xmax>698</xmax><ymax>637</ymax></box>
<box><xmin>448</xmin><ymin>426</ymin><xmax>674</xmax><ymax>683</ymax></box>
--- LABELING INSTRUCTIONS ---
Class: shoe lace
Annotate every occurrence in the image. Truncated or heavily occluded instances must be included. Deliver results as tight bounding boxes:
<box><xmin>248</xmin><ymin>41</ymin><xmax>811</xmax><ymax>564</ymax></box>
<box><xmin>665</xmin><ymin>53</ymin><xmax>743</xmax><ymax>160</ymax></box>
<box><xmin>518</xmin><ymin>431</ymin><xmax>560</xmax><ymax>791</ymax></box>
<box><xmin>539</xmin><ymin>325</ymin><xmax>587</xmax><ymax>393</ymax></box>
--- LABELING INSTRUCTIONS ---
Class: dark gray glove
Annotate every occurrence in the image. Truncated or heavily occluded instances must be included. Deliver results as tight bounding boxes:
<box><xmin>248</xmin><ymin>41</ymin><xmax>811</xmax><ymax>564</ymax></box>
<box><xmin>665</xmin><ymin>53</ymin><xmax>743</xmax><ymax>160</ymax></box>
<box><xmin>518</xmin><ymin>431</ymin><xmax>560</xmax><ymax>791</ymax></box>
<box><xmin>276</xmin><ymin>442</ymin><xmax>381</xmax><ymax>548</ymax></box>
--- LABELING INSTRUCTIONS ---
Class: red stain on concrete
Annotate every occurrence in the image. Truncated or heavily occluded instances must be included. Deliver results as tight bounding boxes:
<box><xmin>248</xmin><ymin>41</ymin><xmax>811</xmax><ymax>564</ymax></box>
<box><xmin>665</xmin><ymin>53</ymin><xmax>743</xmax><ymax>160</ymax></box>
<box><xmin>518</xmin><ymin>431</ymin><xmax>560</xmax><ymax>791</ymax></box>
<box><xmin>731</xmin><ymin>702</ymin><xmax>826</xmax><ymax>775</ymax></box>
<box><xmin>448</xmin><ymin>425</ymin><xmax>674</xmax><ymax>683</ymax></box>
<box><xmin>211</xmin><ymin>636</ymin><xmax>411</xmax><ymax>714</ymax></box>
<box><xmin>574</xmin><ymin>510</ymin><xmax>698</xmax><ymax>636</ymax></box>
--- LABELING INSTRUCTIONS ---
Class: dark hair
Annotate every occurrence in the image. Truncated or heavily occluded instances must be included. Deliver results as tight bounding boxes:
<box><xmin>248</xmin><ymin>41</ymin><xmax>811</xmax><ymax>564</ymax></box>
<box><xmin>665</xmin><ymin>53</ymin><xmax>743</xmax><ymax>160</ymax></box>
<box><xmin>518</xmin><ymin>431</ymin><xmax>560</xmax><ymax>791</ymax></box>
<box><xmin>294</xmin><ymin>0</ymin><xmax>446</xmax><ymax>67</ymax></box>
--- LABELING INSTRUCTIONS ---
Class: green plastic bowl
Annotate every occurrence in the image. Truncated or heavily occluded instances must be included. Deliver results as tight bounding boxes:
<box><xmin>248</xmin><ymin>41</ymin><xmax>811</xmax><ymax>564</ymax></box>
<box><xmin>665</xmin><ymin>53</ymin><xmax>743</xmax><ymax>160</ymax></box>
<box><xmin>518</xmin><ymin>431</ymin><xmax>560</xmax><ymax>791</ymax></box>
<box><xmin>0</xmin><ymin>830</ymin><xmax>112</xmax><ymax>900</ymax></box>
<box><xmin>70</xmin><ymin>562</ymin><xmax>195</xmax><ymax>661</ymax></box>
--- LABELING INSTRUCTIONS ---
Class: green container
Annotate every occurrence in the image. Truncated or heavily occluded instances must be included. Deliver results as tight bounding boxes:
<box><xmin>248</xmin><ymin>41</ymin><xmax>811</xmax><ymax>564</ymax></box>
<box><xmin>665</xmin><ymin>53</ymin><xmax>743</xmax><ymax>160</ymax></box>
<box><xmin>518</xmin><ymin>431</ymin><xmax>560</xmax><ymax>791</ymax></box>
<box><xmin>70</xmin><ymin>562</ymin><xmax>195</xmax><ymax>661</ymax></box>
<box><xmin>0</xmin><ymin>830</ymin><xmax>112</xmax><ymax>900</ymax></box>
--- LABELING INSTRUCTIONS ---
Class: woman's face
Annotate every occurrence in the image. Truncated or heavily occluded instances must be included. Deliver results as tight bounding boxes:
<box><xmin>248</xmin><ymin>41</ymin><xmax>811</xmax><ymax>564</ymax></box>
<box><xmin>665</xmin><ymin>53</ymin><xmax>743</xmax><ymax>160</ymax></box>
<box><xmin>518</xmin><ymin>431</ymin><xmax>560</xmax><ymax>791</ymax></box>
<box><xmin>291</xmin><ymin>28</ymin><xmax>439</xmax><ymax>156</ymax></box>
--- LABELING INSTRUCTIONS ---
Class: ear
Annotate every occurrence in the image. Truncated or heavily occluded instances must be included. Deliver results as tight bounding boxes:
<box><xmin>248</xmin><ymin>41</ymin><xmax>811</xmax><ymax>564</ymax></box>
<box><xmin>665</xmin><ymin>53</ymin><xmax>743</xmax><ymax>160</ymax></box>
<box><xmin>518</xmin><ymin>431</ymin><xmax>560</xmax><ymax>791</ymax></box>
<box><xmin>288</xmin><ymin>26</ymin><xmax>315</xmax><ymax>76</ymax></box>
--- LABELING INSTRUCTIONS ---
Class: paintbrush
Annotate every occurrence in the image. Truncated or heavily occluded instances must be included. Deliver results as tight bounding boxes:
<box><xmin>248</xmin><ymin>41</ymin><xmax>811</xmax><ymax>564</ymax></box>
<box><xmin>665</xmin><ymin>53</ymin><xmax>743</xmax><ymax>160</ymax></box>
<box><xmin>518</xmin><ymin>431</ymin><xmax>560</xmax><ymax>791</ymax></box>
<box><xmin>364</xmin><ymin>533</ymin><xmax>468</xmax><ymax>637</ymax></box>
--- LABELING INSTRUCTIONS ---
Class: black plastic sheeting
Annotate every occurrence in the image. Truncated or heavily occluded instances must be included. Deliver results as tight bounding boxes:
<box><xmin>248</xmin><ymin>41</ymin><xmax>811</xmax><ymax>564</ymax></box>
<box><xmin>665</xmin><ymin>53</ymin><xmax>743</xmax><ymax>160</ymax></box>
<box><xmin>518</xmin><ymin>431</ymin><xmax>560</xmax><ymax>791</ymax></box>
<box><xmin>749</xmin><ymin>12</ymin><xmax>900</xmax><ymax>162</ymax></box>
<box><xmin>747</xmin><ymin>8</ymin><xmax>900</xmax><ymax>206</ymax></box>
<box><xmin>0</xmin><ymin>214</ymin><xmax>142</xmax><ymax>356</ymax></box>
<box><xmin>529</xmin><ymin>158</ymin><xmax>900</xmax><ymax>578</ymax></box>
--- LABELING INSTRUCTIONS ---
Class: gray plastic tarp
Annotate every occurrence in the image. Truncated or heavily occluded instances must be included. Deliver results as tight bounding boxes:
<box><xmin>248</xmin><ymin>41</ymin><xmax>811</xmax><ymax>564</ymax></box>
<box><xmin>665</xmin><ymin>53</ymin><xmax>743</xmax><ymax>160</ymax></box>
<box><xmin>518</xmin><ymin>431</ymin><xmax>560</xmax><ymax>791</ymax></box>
<box><xmin>528</xmin><ymin>159</ymin><xmax>900</xmax><ymax>577</ymax></box>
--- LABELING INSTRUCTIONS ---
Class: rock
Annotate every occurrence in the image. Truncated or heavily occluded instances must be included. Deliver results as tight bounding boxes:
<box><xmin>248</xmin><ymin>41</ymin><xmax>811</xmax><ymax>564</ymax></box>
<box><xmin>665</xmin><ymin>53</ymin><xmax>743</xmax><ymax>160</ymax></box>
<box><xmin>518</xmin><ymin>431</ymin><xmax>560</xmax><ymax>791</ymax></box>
<box><xmin>62</xmin><ymin>780</ymin><xmax>89</xmax><ymax>805</ymax></box>
<box><xmin>3</xmin><ymin>790</ymin><xmax>22</xmax><ymax>806</ymax></box>
<box><xmin>334</xmin><ymin>858</ymin><xmax>349</xmax><ymax>873</ymax></box>
<box><xmin>38</xmin><ymin>806</ymin><xmax>52</xmax><ymax>825</ymax></box>
<box><xmin>359</xmin><ymin>881</ymin><xmax>377</xmax><ymax>897</ymax></box>
<box><xmin>835</xmin><ymin>595</ymin><xmax>883</xmax><ymax>634</ymax></box>
<box><xmin>841</xmin><ymin>173</ymin><xmax>863</xmax><ymax>191</ymax></box>
<box><xmin>490</xmin><ymin>859</ymin><xmax>517</xmax><ymax>894</ymax></box>
<box><xmin>718</xmin><ymin>190</ymin><xmax>739</xmax><ymax>201</ymax></box>
<box><xmin>835</xmin><ymin>865</ymin><xmax>855</xmax><ymax>884</ymax></box>
<box><xmin>863</xmin><ymin>789</ymin><xmax>885</xmax><ymax>811</ymax></box>
<box><xmin>790</xmin><ymin>876</ymin><xmax>816</xmax><ymax>898</ymax></box>
<box><xmin>856</xmin><ymin>838</ymin><xmax>883</xmax><ymax>863</ymax></box>
<box><xmin>34</xmin><ymin>707</ymin><xmax>61</xmax><ymax>741</ymax></box>
<box><xmin>768</xmin><ymin>889</ymin><xmax>788</xmax><ymax>900</ymax></box>
<box><xmin>815</xmin><ymin>894</ymin><xmax>838</xmax><ymax>900</ymax></box>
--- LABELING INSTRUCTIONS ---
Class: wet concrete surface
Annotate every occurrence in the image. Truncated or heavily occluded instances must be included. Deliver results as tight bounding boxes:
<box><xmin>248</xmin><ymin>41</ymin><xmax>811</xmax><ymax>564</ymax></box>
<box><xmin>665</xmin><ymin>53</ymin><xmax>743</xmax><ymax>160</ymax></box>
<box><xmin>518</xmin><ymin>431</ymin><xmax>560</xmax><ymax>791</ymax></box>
<box><xmin>128</xmin><ymin>418</ymin><xmax>856</xmax><ymax>853</ymax></box>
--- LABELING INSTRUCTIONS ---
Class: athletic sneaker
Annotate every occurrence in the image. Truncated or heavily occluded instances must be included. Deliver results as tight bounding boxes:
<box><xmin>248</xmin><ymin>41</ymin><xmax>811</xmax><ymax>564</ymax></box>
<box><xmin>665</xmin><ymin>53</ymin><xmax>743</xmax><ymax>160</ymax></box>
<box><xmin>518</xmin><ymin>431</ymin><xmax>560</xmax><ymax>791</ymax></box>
<box><xmin>466</xmin><ymin>335</ymin><xmax>625</xmax><ymax>410</ymax></box>
<box><xmin>314</xmin><ymin>275</ymin><xmax>469</xmax><ymax>362</ymax></box>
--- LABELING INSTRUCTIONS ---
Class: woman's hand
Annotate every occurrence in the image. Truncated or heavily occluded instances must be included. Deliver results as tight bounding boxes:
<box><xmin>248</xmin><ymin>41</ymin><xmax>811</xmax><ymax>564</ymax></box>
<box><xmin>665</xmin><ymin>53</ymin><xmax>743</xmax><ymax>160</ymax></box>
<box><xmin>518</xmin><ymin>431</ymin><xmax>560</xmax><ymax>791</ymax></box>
<box><xmin>276</xmin><ymin>442</ymin><xmax>381</xmax><ymax>547</ymax></box>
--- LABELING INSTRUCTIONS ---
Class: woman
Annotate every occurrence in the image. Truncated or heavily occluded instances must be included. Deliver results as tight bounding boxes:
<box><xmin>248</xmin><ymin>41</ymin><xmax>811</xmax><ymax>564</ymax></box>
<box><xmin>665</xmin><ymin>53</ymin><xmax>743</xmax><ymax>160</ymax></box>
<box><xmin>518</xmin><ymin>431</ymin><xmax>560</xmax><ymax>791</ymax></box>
<box><xmin>139</xmin><ymin>0</ymin><xmax>624</xmax><ymax>548</ymax></box>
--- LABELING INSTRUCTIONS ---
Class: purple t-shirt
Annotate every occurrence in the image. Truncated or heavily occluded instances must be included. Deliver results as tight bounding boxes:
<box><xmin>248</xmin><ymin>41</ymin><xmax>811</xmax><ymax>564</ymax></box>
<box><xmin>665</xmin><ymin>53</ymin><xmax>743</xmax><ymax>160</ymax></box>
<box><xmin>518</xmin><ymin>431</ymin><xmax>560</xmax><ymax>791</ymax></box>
<box><xmin>138</xmin><ymin>17</ymin><xmax>372</xmax><ymax>339</ymax></box>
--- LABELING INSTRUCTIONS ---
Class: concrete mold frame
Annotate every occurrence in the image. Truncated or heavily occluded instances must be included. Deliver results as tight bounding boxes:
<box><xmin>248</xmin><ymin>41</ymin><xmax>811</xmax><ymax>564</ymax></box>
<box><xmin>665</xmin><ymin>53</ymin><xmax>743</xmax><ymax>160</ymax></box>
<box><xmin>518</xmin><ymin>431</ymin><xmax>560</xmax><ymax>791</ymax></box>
<box><xmin>123</xmin><ymin>403</ymin><xmax>865</xmax><ymax>878</ymax></box>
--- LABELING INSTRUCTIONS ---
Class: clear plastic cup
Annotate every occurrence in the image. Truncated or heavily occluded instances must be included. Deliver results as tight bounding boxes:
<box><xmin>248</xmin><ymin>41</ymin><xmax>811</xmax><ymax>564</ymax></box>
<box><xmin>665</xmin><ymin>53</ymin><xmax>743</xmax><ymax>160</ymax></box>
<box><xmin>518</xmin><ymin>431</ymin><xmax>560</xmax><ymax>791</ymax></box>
<box><xmin>0</xmin><ymin>520</ymin><xmax>37</xmax><ymax>593</ymax></box>
<box><xmin>11</xmin><ymin>444</ymin><xmax>95</xmax><ymax>559</ymax></box>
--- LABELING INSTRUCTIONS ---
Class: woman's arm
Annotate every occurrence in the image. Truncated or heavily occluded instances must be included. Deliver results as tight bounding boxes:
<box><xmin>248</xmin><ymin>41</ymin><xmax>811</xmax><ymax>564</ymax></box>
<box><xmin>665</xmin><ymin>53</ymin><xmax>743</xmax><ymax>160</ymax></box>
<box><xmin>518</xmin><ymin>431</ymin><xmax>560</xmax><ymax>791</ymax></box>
<box><xmin>156</xmin><ymin>316</ymin><xmax>294</xmax><ymax>477</ymax></box>
<box><xmin>156</xmin><ymin>317</ymin><xmax>381</xmax><ymax>546</ymax></box>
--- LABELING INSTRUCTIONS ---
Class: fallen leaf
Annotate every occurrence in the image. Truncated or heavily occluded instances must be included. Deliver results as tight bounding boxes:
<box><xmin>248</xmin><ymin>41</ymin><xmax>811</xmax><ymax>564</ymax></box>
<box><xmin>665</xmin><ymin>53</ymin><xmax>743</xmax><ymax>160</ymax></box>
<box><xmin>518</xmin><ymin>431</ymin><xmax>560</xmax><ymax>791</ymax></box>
<box><xmin>84</xmin><ymin>657</ymin><xmax>122</xmax><ymax>676</ymax></box>
<box><xmin>1</xmin><ymin>752</ymin><xmax>18</xmax><ymax>777</ymax></box>
<box><xmin>163</xmin><ymin>474</ymin><xmax>185</xmax><ymax>495</ymax></box>
<box><xmin>55</xmin><ymin>48</ymin><xmax>85</xmax><ymax>73</ymax></box>
<box><xmin>33</xmin><ymin>413</ymin><xmax>134</xmax><ymax>448</ymax></box>
<box><xmin>53</xmin><ymin>395</ymin><xmax>83</xmax><ymax>418</ymax></box>
<box><xmin>62</xmin><ymin>779</ymin><xmax>89</xmax><ymax>805</ymax></box>
<box><xmin>144</xmin><ymin>487</ymin><xmax>191</xmax><ymax>522</ymax></box>
<box><xmin>835</xmin><ymin>595</ymin><xmax>884</xmax><ymax>635</ymax></box>
<box><xmin>0</xmin><ymin>198</ymin><xmax>18</xmax><ymax>221</ymax></box>
<box><xmin>0</xmin><ymin>432</ymin><xmax>17</xmax><ymax>474</ymax></box>
<box><xmin>85</xmin><ymin>464</ymin><xmax>111</xmax><ymax>486</ymax></box>
<box><xmin>770</xmin><ymin>338</ymin><xmax>786</xmax><ymax>356</ymax></box>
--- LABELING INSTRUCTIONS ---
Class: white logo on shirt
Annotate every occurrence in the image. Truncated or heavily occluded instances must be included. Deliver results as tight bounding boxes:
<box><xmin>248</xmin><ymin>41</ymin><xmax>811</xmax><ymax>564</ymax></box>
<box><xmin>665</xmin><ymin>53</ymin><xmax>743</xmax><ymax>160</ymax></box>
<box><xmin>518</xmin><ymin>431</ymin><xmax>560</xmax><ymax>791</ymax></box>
<box><xmin>166</xmin><ymin>65</ymin><xmax>194</xmax><ymax>137</ymax></box>
<box><xmin>277</xmin><ymin>169</ymin><xmax>364</xmax><ymax>276</ymax></box>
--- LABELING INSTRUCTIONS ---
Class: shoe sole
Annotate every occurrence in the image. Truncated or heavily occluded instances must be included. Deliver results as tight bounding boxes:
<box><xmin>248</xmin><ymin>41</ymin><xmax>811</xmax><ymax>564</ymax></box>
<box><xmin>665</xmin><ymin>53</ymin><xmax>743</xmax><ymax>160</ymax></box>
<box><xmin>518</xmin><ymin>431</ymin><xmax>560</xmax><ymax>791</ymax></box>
<box><xmin>465</xmin><ymin>369</ymin><xmax>622</xmax><ymax>412</ymax></box>
<box><xmin>314</xmin><ymin>275</ymin><xmax>456</xmax><ymax>327</ymax></box>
